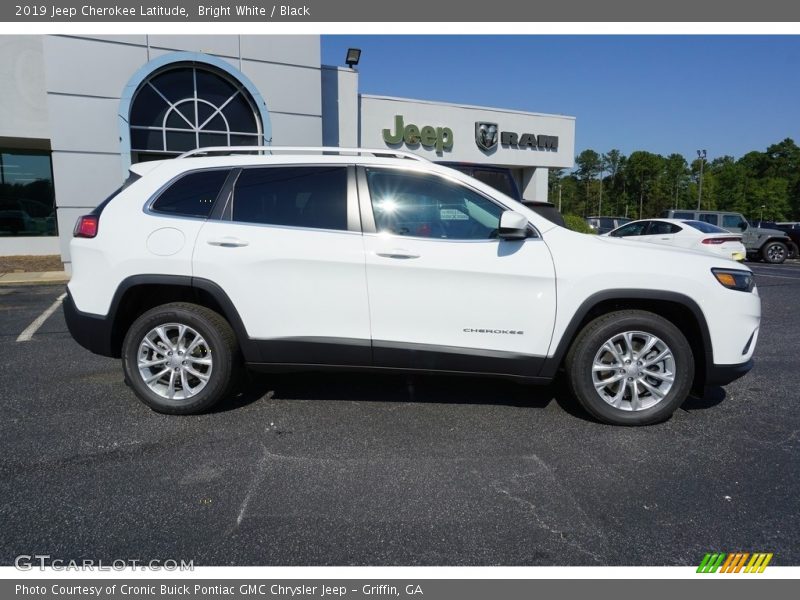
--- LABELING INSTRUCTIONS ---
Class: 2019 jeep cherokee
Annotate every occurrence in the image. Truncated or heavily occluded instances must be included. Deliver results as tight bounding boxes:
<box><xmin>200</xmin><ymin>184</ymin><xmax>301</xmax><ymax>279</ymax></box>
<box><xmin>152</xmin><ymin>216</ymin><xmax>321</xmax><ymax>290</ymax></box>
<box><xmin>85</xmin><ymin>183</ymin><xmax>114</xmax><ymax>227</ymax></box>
<box><xmin>64</xmin><ymin>147</ymin><xmax>761</xmax><ymax>425</ymax></box>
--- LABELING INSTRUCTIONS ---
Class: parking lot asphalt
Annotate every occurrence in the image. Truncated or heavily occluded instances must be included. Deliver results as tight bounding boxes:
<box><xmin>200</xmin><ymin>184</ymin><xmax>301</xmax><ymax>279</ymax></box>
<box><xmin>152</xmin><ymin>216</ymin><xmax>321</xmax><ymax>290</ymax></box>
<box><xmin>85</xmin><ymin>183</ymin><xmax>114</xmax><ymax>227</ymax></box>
<box><xmin>0</xmin><ymin>263</ymin><xmax>798</xmax><ymax>566</ymax></box>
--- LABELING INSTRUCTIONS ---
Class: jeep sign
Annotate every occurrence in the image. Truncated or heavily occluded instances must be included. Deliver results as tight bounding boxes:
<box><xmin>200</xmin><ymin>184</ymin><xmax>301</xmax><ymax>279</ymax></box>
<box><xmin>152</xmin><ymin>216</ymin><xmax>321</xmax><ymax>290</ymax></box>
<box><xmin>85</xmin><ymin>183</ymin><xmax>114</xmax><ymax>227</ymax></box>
<box><xmin>382</xmin><ymin>115</ymin><xmax>454</xmax><ymax>155</ymax></box>
<box><xmin>383</xmin><ymin>115</ymin><xmax>453</xmax><ymax>154</ymax></box>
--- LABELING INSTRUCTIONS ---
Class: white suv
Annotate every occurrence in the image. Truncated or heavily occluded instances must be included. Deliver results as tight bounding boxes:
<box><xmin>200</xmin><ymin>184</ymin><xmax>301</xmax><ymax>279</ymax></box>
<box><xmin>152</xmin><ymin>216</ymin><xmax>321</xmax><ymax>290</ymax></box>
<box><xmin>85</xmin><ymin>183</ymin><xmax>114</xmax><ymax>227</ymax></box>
<box><xmin>65</xmin><ymin>147</ymin><xmax>761</xmax><ymax>425</ymax></box>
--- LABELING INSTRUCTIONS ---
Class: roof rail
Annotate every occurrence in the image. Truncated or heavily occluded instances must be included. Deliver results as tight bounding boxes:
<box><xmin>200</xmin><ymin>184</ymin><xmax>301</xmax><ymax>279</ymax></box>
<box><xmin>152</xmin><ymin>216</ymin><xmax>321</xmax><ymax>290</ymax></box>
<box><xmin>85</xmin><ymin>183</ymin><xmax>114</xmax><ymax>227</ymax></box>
<box><xmin>176</xmin><ymin>146</ymin><xmax>429</xmax><ymax>162</ymax></box>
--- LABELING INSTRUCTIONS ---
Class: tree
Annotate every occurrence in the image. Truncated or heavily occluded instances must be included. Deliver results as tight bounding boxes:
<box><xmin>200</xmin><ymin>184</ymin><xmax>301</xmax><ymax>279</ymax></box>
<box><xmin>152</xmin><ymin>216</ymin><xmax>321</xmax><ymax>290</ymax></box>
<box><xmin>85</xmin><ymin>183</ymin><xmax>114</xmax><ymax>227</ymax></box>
<box><xmin>602</xmin><ymin>149</ymin><xmax>624</xmax><ymax>214</ymax></box>
<box><xmin>558</xmin><ymin>138</ymin><xmax>800</xmax><ymax>221</ymax></box>
<box><xmin>575</xmin><ymin>149</ymin><xmax>601</xmax><ymax>215</ymax></box>
<box><xmin>626</xmin><ymin>151</ymin><xmax>663</xmax><ymax>219</ymax></box>
<box><xmin>664</xmin><ymin>153</ymin><xmax>689</xmax><ymax>210</ymax></box>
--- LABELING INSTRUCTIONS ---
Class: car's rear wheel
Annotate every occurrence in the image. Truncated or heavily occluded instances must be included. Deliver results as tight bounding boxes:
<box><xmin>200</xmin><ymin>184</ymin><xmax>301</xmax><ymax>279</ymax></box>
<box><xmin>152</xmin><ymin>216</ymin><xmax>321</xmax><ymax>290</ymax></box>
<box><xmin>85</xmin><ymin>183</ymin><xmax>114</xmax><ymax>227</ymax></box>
<box><xmin>762</xmin><ymin>241</ymin><xmax>788</xmax><ymax>264</ymax></box>
<box><xmin>122</xmin><ymin>302</ymin><xmax>240</xmax><ymax>414</ymax></box>
<box><xmin>565</xmin><ymin>310</ymin><xmax>694</xmax><ymax>425</ymax></box>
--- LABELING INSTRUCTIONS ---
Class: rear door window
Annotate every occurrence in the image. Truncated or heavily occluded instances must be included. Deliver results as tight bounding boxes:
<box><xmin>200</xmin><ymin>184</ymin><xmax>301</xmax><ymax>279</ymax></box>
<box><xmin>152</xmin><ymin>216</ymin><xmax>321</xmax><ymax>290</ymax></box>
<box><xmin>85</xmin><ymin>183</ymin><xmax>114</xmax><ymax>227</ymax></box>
<box><xmin>231</xmin><ymin>166</ymin><xmax>348</xmax><ymax>231</ymax></box>
<box><xmin>699</xmin><ymin>213</ymin><xmax>719</xmax><ymax>225</ymax></box>
<box><xmin>609</xmin><ymin>221</ymin><xmax>649</xmax><ymax>237</ymax></box>
<box><xmin>646</xmin><ymin>221</ymin><xmax>682</xmax><ymax>235</ymax></box>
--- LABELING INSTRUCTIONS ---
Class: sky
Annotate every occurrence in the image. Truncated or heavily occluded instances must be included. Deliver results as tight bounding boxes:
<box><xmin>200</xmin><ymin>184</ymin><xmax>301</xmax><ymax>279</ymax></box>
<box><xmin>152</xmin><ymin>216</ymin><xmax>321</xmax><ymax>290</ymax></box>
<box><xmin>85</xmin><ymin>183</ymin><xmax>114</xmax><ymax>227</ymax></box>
<box><xmin>322</xmin><ymin>35</ymin><xmax>800</xmax><ymax>163</ymax></box>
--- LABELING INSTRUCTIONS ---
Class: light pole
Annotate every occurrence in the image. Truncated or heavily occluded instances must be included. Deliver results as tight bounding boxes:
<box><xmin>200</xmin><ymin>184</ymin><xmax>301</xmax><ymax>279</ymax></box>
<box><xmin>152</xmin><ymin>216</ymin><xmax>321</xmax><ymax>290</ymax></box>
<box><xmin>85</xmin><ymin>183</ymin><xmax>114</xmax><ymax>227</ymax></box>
<box><xmin>696</xmin><ymin>149</ymin><xmax>707</xmax><ymax>210</ymax></box>
<box><xmin>558</xmin><ymin>183</ymin><xmax>562</xmax><ymax>213</ymax></box>
<box><xmin>760</xmin><ymin>204</ymin><xmax>765</xmax><ymax>223</ymax></box>
<box><xmin>598</xmin><ymin>165</ymin><xmax>604</xmax><ymax>217</ymax></box>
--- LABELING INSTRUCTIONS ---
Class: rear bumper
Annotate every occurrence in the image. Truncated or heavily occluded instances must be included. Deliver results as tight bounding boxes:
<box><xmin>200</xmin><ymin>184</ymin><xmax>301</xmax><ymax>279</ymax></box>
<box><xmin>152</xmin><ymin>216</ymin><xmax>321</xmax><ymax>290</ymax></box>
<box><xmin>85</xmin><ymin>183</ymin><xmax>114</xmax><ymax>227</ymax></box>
<box><xmin>63</xmin><ymin>290</ymin><xmax>116</xmax><ymax>357</ymax></box>
<box><xmin>705</xmin><ymin>359</ymin><xmax>754</xmax><ymax>386</ymax></box>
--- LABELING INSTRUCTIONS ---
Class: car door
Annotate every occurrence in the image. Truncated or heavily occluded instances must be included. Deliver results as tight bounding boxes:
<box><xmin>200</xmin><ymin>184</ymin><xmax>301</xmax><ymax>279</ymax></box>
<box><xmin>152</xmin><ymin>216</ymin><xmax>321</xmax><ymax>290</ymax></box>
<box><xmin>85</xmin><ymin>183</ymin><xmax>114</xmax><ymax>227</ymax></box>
<box><xmin>638</xmin><ymin>221</ymin><xmax>678</xmax><ymax>246</ymax></box>
<box><xmin>193</xmin><ymin>164</ymin><xmax>372</xmax><ymax>364</ymax></box>
<box><xmin>357</xmin><ymin>166</ymin><xmax>556</xmax><ymax>377</ymax></box>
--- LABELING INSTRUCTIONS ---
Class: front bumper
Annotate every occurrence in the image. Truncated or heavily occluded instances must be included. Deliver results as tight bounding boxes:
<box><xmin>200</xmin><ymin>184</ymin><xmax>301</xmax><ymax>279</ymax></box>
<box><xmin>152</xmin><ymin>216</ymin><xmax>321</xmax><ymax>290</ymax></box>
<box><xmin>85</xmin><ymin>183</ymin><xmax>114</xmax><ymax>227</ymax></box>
<box><xmin>63</xmin><ymin>289</ymin><xmax>116</xmax><ymax>357</ymax></box>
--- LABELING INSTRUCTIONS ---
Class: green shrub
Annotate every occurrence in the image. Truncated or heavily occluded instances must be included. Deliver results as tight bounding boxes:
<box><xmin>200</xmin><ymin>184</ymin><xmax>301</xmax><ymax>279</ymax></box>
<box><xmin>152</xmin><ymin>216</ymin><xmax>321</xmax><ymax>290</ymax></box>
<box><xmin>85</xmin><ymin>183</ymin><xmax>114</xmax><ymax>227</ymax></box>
<box><xmin>563</xmin><ymin>214</ymin><xmax>595</xmax><ymax>234</ymax></box>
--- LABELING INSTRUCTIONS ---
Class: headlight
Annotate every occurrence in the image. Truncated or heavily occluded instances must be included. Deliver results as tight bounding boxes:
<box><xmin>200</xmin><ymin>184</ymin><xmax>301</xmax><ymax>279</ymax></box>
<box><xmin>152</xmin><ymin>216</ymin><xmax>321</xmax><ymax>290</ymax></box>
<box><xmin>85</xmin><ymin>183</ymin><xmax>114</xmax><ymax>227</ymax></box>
<box><xmin>711</xmin><ymin>268</ymin><xmax>754</xmax><ymax>292</ymax></box>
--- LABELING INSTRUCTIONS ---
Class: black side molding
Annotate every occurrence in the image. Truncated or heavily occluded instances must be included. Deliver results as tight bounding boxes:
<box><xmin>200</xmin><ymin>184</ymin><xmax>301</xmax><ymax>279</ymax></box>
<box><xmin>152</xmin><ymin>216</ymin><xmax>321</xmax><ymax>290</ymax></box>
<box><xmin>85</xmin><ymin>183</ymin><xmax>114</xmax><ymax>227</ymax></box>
<box><xmin>538</xmin><ymin>289</ymin><xmax>714</xmax><ymax>380</ymax></box>
<box><xmin>65</xmin><ymin>275</ymin><xmax>257</xmax><ymax>360</ymax></box>
<box><xmin>705</xmin><ymin>359</ymin><xmax>754</xmax><ymax>386</ymax></box>
<box><xmin>63</xmin><ymin>290</ymin><xmax>115</xmax><ymax>356</ymax></box>
<box><xmin>373</xmin><ymin>339</ymin><xmax>545</xmax><ymax>377</ymax></box>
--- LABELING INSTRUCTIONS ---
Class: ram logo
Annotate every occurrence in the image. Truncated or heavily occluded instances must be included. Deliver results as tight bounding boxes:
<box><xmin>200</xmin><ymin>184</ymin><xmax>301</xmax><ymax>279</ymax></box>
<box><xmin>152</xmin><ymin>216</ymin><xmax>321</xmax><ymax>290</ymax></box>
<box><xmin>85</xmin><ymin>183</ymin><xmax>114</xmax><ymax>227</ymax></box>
<box><xmin>475</xmin><ymin>122</ymin><xmax>499</xmax><ymax>151</ymax></box>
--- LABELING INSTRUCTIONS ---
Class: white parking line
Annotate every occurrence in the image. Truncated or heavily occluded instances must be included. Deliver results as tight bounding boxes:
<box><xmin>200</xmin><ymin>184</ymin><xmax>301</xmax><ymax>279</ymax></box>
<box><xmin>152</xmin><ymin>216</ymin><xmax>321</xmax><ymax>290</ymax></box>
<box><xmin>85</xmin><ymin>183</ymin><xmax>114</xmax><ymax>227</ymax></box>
<box><xmin>16</xmin><ymin>293</ymin><xmax>67</xmax><ymax>342</ymax></box>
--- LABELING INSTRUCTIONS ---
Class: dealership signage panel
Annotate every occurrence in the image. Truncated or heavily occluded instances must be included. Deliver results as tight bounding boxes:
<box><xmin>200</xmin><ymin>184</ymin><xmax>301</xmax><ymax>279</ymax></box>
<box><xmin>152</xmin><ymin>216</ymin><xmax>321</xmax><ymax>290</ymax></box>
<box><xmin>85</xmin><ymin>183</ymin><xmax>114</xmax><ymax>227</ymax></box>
<box><xmin>364</xmin><ymin>95</ymin><xmax>574</xmax><ymax>168</ymax></box>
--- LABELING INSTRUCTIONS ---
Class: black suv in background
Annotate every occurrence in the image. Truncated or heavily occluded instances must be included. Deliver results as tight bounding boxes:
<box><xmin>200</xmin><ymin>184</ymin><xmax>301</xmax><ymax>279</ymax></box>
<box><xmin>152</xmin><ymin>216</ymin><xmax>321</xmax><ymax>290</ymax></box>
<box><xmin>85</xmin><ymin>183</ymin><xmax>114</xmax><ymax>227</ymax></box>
<box><xmin>442</xmin><ymin>163</ymin><xmax>565</xmax><ymax>226</ymax></box>
<box><xmin>586</xmin><ymin>216</ymin><xmax>632</xmax><ymax>235</ymax></box>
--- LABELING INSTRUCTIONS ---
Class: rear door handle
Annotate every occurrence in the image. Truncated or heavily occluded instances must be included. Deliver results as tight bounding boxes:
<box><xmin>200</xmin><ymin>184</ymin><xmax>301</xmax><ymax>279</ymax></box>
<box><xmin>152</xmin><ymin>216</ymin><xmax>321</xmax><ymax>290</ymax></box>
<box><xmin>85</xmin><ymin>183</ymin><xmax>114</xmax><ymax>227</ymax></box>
<box><xmin>207</xmin><ymin>237</ymin><xmax>249</xmax><ymax>248</ymax></box>
<box><xmin>375</xmin><ymin>249</ymin><xmax>420</xmax><ymax>259</ymax></box>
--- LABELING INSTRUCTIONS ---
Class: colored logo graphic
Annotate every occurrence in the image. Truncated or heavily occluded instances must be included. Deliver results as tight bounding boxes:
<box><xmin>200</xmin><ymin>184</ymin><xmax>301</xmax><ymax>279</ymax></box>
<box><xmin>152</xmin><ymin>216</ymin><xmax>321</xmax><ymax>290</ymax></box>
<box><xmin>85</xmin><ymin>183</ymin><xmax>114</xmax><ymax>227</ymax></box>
<box><xmin>697</xmin><ymin>552</ymin><xmax>773</xmax><ymax>573</ymax></box>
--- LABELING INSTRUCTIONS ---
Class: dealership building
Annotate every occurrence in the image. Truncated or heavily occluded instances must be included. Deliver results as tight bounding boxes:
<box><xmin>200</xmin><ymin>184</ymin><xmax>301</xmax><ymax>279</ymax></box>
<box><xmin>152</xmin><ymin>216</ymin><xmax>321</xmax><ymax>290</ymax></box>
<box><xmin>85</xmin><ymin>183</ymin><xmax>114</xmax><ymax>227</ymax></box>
<box><xmin>0</xmin><ymin>35</ymin><xmax>575</xmax><ymax>269</ymax></box>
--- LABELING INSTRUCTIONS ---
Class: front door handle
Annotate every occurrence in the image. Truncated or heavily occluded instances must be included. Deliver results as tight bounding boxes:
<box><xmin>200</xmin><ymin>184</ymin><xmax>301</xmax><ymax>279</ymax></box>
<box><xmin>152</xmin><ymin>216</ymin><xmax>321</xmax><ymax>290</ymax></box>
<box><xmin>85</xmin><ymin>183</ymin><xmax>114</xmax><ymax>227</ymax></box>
<box><xmin>375</xmin><ymin>249</ymin><xmax>420</xmax><ymax>259</ymax></box>
<box><xmin>207</xmin><ymin>237</ymin><xmax>249</xmax><ymax>248</ymax></box>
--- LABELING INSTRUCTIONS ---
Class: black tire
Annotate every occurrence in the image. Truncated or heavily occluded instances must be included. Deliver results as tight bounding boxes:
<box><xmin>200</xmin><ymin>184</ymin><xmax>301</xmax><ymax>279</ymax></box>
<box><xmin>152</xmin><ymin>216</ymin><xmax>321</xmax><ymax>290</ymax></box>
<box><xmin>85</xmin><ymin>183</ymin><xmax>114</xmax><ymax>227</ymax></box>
<box><xmin>564</xmin><ymin>310</ymin><xmax>694</xmax><ymax>426</ymax></box>
<box><xmin>122</xmin><ymin>302</ymin><xmax>240</xmax><ymax>414</ymax></box>
<box><xmin>762</xmin><ymin>241</ymin><xmax>788</xmax><ymax>264</ymax></box>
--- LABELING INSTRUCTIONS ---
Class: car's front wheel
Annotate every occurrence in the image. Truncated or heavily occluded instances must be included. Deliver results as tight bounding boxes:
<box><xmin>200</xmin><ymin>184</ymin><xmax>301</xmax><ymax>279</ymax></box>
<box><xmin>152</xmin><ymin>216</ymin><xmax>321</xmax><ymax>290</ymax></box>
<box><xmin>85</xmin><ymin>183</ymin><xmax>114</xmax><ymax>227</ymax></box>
<box><xmin>122</xmin><ymin>302</ymin><xmax>240</xmax><ymax>414</ymax></box>
<box><xmin>565</xmin><ymin>310</ymin><xmax>694</xmax><ymax>425</ymax></box>
<box><xmin>762</xmin><ymin>241</ymin><xmax>788</xmax><ymax>264</ymax></box>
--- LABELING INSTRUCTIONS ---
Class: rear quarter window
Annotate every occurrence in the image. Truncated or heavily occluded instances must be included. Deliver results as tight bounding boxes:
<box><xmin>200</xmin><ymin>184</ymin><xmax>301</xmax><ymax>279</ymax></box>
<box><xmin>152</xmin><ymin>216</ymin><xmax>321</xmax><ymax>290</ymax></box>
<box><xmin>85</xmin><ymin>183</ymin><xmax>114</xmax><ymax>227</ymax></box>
<box><xmin>683</xmin><ymin>220</ymin><xmax>728</xmax><ymax>234</ymax></box>
<box><xmin>150</xmin><ymin>169</ymin><xmax>230</xmax><ymax>218</ymax></box>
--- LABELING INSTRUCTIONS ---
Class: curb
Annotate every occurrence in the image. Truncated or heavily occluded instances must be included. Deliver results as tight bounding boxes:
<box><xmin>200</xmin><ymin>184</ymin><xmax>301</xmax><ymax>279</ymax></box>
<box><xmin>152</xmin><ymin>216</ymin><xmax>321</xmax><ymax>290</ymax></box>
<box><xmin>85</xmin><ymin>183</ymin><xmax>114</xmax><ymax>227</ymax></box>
<box><xmin>0</xmin><ymin>271</ymin><xmax>70</xmax><ymax>286</ymax></box>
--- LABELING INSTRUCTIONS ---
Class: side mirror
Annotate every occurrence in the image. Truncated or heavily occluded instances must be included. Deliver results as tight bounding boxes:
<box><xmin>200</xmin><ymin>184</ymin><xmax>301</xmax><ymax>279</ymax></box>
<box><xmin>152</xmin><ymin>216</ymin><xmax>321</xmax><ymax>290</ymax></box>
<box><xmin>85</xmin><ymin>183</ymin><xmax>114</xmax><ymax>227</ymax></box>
<box><xmin>741</xmin><ymin>221</ymin><xmax>749</xmax><ymax>230</ymax></box>
<box><xmin>498</xmin><ymin>210</ymin><xmax>529</xmax><ymax>240</ymax></box>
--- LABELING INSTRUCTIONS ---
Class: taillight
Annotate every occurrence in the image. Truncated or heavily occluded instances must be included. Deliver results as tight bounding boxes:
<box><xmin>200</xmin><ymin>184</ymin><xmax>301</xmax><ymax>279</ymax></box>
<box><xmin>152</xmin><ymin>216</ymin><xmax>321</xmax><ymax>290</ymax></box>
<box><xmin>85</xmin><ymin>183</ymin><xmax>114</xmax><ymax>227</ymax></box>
<box><xmin>73</xmin><ymin>215</ymin><xmax>99</xmax><ymax>238</ymax></box>
<box><xmin>702</xmin><ymin>236</ymin><xmax>741</xmax><ymax>245</ymax></box>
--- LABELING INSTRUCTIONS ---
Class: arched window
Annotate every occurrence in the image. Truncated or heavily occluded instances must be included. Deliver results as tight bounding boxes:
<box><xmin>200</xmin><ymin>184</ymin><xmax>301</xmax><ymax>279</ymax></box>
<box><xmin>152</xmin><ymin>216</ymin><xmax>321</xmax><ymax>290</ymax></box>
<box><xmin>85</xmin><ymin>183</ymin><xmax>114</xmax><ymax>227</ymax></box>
<box><xmin>129</xmin><ymin>64</ymin><xmax>263</xmax><ymax>162</ymax></box>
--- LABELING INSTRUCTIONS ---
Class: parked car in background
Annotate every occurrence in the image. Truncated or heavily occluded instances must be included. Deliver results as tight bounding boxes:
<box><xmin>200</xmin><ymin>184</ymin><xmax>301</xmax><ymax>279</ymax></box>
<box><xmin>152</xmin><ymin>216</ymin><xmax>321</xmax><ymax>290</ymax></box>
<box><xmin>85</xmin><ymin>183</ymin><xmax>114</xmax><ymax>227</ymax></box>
<box><xmin>586</xmin><ymin>216</ymin><xmax>631</xmax><ymax>235</ymax></box>
<box><xmin>661</xmin><ymin>209</ymin><xmax>797</xmax><ymax>264</ymax></box>
<box><xmin>605</xmin><ymin>218</ymin><xmax>746</xmax><ymax>261</ymax></box>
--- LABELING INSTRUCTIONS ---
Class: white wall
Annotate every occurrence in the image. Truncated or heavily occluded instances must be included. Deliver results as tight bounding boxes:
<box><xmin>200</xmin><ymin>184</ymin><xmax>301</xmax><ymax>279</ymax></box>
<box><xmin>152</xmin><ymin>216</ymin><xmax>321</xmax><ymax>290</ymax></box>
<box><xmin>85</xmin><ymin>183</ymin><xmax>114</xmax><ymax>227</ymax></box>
<box><xmin>0</xmin><ymin>36</ymin><xmax>49</xmax><ymax>140</ymax></box>
<box><xmin>0</xmin><ymin>237</ymin><xmax>59</xmax><ymax>256</ymax></box>
<box><xmin>321</xmin><ymin>66</ymin><xmax>360</xmax><ymax>147</ymax></box>
<box><xmin>521</xmin><ymin>168</ymin><xmax>550</xmax><ymax>202</ymax></box>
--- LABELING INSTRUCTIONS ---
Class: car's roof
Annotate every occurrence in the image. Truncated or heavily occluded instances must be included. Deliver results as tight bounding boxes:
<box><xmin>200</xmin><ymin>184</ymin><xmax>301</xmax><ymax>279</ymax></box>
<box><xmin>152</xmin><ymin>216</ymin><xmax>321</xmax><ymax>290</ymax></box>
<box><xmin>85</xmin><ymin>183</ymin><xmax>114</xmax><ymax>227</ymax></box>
<box><xmin>126</xmin><ymin>150</ymin><xmax>561</xmax><ymax>235</ymax></box>
<box><xmin>614</xmin><ymin>217</ymin><xmax>687</xmax><ymax>225</ymax></box>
